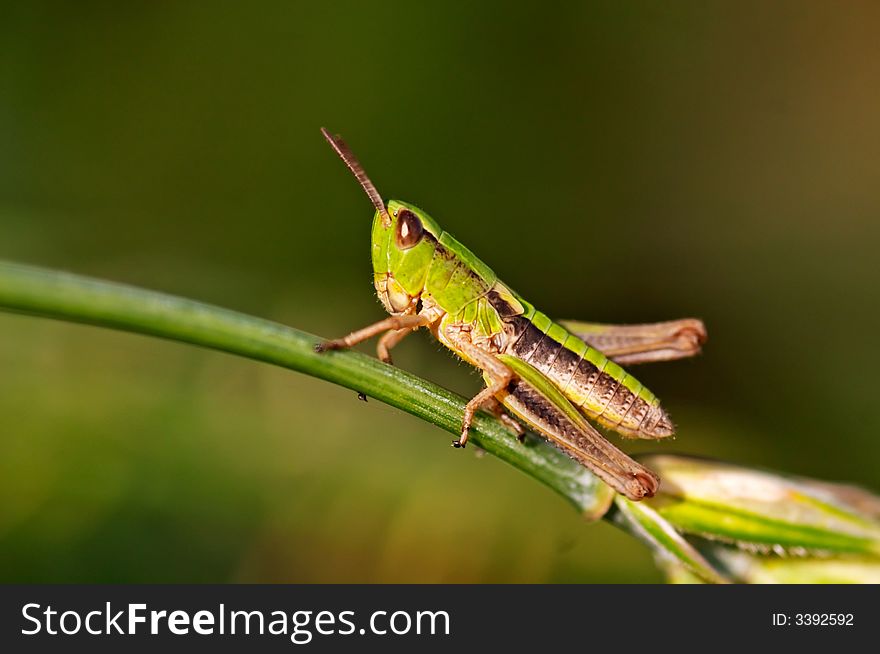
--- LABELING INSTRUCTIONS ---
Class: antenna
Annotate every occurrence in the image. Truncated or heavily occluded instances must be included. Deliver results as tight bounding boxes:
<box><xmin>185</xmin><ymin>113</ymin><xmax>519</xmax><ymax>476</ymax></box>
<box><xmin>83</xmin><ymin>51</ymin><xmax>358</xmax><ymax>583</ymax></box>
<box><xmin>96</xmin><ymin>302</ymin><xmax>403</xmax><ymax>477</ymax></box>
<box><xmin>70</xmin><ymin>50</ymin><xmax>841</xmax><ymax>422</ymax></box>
<box><xmin>321</xmin><ymin>128</ymin><xmax>391</xmax><ymax>226</ymax></box>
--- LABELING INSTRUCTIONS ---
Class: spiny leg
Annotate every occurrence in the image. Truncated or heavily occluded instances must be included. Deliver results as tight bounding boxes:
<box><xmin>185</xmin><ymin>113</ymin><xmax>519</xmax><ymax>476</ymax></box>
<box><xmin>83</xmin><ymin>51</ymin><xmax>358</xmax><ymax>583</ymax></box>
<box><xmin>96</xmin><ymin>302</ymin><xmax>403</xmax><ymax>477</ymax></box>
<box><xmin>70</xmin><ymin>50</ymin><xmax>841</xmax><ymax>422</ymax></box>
<box><xmin>315</xmin><ymin>314</ymin><xmax>430</xmax><ymax>354</ymax></box>
<box><xmin>558</xmin><ymin>318</ymin><xmax>707</xmax><ymax>365</ymax></box>
<box><xmin>376</xmin><ymin>326</ymin><xmax>416</xmax><ymax>365</ymax></box>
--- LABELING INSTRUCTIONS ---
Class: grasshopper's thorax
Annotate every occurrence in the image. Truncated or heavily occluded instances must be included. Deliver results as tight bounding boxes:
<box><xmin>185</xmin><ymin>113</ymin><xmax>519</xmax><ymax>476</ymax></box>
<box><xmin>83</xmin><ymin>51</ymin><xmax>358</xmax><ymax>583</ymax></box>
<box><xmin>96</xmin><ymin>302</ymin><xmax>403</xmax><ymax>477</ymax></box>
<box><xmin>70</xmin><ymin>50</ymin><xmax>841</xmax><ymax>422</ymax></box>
<box><xmin>439</xmin><ymin>283</ymin><xmax>525</xmax><ymax>353</ymax></box>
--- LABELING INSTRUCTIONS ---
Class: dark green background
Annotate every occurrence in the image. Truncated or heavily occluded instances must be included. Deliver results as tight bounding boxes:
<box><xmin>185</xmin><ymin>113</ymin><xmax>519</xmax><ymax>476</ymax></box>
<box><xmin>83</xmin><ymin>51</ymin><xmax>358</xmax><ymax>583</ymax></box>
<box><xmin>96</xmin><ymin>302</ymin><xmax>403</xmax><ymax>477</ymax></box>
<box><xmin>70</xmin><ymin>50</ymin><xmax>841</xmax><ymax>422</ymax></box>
<box><xmin>1</xmin><ymin>2</ymin><xmax>878</xmax><ymax>582</ymax></box>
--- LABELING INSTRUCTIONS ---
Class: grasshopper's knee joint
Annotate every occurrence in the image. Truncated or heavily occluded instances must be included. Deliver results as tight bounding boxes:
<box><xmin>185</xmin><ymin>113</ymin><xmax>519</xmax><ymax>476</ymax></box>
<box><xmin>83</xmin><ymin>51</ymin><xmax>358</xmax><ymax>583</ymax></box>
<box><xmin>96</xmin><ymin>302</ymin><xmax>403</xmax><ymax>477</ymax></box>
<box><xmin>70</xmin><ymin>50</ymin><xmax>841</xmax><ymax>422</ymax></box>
<box><xmin>675</xmin><ymin>320</ymin><xmax>708</xmax><ymax>348</ymax></box>
<box><xmin>631</xmin><ymin>471</ymin><xmax>659</xmax><ymax>499</ymax></box>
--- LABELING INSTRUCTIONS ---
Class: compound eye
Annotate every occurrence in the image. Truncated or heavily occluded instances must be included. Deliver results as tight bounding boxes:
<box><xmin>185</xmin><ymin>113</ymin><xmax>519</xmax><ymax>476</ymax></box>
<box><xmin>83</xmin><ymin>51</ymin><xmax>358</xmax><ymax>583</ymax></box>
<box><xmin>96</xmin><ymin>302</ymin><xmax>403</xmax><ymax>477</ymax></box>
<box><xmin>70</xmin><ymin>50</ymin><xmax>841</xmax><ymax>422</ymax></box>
<box><xmin>396</xmin><ymin>209</ymin><xmax>424</xmax><ymax>249</ymax></box>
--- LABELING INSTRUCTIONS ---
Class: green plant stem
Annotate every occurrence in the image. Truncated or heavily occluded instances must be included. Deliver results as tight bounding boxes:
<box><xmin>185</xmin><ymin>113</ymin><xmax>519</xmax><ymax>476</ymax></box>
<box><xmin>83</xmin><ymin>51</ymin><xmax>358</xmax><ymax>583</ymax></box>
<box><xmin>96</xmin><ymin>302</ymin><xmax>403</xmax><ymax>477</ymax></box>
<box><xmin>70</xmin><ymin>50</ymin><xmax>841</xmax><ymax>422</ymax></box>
<box><xmin>0</xmin><ymin>260</ymin><xmax>610</xmax><ymax>515</ymax></box>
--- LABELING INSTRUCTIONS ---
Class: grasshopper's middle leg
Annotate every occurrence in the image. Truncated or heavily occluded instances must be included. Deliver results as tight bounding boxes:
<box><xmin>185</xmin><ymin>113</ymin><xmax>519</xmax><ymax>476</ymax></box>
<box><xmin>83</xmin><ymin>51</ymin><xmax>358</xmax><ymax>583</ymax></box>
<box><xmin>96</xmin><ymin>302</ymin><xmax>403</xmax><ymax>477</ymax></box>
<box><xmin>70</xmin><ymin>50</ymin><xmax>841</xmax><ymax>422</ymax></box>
<box><xmin>444</xmin><ymin>333</ymin><xmax>515</xmax><ymax>449</ymax></box>
<box><xmin>315</xmin><ymin>314</ymin><xmax>430</xmax><ymax>359</ymax></box>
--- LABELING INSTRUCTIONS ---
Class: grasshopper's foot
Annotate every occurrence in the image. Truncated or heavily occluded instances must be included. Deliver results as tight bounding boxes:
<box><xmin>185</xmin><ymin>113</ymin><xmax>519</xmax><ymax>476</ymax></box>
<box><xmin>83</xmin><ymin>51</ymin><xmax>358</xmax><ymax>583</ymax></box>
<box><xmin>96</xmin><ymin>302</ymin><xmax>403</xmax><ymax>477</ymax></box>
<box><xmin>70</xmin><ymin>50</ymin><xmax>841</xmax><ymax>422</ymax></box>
<box><xmin>314</xmin><ymin>339</ymin><xmax>345</xmax><ymax>354</ymax></box>
<box><xmin>378</xmin><ymin>352</ymin><xmax>394</xmax><ymax>366</ymax></box>
<box><xmin>452</xmin><ymin>429</ymin><xmax>469</xmax><ymax>449</ymax></box>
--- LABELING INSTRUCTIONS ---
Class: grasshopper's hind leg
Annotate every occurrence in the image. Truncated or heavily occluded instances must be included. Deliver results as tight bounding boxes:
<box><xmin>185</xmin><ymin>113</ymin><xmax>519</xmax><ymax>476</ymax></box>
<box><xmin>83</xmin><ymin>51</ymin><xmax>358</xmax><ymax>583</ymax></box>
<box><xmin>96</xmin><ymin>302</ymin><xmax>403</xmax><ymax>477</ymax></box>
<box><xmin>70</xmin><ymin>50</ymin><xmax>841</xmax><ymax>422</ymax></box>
<box><xmin>559</xmin><ymin>318</ymin><xmax>707</xmax><ymax>365</ymax></box>
<box><xmin>315</xmin><ymin>314</ymin><xmax>430</xmax><ymax>358</ymax></box>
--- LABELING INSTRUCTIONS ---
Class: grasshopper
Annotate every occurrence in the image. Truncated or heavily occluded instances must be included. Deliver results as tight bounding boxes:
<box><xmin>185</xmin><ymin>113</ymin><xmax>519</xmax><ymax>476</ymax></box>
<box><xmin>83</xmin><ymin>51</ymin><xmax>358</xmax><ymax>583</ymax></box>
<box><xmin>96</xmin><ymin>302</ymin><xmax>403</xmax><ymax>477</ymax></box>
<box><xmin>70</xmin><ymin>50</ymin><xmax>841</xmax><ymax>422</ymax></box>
<box><xmin>316</xmin><ymin>129</ymin><xmax>706</xmax><ymax>501</ymax></box>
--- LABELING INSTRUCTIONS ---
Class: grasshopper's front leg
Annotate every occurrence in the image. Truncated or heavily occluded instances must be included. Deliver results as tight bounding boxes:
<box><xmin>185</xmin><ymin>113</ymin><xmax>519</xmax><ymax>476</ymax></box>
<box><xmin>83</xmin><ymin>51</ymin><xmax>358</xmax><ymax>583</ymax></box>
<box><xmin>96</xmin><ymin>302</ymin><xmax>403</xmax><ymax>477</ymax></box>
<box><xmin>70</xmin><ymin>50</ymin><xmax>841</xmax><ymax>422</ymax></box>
<box><xmin>376</xmin><ymin>327</ymin><xmax>417</xmax><ymax>365</ymax></box>
<box><xmin>315</xmin><ymin>314</ymin><xmax>430</xmax><ymax>362</ymax></box>
<box><xmin>559</xmin><ymin>318</ymin><xmax>707</xmax><ymax>365</ymax></box>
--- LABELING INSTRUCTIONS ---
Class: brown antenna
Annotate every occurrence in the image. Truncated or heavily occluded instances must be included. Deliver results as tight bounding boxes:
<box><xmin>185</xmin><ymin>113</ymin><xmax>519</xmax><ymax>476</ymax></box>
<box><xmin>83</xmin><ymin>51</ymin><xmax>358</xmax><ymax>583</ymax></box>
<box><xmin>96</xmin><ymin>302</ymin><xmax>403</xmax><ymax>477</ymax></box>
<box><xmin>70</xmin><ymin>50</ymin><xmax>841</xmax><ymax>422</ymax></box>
<box><xmin>321</xmin><ymin>128</ymin><xmax>391</xmax><ymax>226</ymax></box>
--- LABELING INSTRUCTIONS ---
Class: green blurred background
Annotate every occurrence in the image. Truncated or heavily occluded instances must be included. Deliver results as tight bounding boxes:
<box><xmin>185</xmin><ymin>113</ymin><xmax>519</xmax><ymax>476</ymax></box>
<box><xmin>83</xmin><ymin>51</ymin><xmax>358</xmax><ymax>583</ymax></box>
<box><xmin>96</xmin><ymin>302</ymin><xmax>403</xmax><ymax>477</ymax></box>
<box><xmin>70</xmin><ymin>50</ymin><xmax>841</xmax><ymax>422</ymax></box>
<box><xmin>1</xmin><ymin>2</ymin><xmax>878</xmax><ymax>582</ymax></box>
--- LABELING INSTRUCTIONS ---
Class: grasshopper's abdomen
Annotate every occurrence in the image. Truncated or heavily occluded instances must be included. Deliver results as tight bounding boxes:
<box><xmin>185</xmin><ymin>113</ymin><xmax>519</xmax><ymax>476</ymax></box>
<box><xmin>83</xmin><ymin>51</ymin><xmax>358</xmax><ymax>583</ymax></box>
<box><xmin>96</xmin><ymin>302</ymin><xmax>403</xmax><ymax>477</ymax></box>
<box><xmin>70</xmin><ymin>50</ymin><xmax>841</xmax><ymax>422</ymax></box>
<box><xmin>500</xmin><ymin>301</ymin><xmax>674</xmax><ymax>440</ymax></box>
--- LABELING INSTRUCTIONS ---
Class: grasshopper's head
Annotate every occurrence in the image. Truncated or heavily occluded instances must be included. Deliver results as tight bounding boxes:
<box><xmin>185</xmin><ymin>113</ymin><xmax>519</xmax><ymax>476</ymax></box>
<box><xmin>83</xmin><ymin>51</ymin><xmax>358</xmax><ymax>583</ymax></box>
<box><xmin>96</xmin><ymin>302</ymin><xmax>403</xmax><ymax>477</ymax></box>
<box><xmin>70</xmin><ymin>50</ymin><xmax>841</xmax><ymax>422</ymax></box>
<box><xmin>370</xmin><ymin>200</ymin><xmax>443</xmax><ymax>313</ymax></box>
<box><xmin>322</xmin><ymin>128</ymin><xmax>440</xmax><ymax>314</ymax></box>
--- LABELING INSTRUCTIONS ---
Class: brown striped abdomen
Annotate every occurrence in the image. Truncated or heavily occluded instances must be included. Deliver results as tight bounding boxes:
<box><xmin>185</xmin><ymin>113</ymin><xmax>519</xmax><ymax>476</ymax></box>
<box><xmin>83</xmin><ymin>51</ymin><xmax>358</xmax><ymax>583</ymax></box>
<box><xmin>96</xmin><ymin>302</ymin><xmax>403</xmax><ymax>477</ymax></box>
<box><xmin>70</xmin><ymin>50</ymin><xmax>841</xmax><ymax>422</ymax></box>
<box><xmin>503</xmin><ymin>314</ymin><xmax>674</xmax><ymax>440</ymax></box>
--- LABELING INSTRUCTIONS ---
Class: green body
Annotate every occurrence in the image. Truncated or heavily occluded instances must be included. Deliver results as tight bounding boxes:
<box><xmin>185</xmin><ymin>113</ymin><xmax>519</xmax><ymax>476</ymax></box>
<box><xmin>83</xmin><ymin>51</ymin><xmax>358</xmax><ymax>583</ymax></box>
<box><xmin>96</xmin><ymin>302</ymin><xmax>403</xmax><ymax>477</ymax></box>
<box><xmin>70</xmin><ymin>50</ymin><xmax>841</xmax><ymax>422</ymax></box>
<box><xmin>372</xmin><ymin>200</ymin><xmax>674</xmax><ymax>441</ymax></box>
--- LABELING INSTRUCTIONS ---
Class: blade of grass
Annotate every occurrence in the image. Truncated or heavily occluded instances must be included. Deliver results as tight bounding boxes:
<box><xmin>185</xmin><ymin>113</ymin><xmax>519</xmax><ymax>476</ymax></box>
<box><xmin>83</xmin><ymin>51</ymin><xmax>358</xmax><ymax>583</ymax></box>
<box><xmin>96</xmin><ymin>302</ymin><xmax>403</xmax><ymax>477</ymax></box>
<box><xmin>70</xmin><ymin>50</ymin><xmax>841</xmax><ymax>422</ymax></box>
<box><xmin>0</xmin><ymin>260</ymin><xmax>611</xmax><ymax>516</ymax></box>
